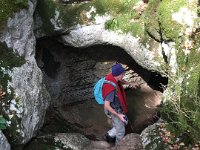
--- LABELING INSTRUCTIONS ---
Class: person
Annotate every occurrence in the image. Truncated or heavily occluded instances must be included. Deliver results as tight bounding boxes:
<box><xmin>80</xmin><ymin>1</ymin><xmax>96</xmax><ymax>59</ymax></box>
<box><xmin>102</xmin><ymin>63</ymin><xmax>138</xmax><ymax>145</ymax></box>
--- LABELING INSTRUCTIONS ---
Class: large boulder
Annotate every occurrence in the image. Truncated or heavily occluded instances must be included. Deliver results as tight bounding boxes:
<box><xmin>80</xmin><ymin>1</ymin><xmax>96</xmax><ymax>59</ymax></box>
<box><xmin>0</xmin><ymin>0</ymin><xmax>50</xmax><ymax>145</ymax></box>
<box><xmin>0</xmin><ymin>130</ymin><xmax>10</xmax><ymax>150</ymax></box>
<box><xmin>114</xmin><ymin>133</ymin><xmax>143</xmax><ymax>150</ymax></box>
<box><xmin>140</xmin><ymin>123</ymin><xmax>164</xmax><ymax>149</ymax></box>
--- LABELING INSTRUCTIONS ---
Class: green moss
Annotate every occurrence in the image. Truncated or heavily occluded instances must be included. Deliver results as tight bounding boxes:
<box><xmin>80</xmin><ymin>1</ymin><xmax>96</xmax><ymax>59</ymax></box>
<box><xmin>160</xmin><ymin>44</ymin><xmax>200</xmax><ymax>142</ymax></box>
<box><xmin>38</xmin><ymin>0</ymin><xmax>130</xmax><ymax>34</ymax></box>
<box><xmin>0</xmin><ymin>89</ymin><xmax>24</xmax><ymax>144</ymax></box>
<box><xmin>100</xmin><ymin>0</ymin><xmax>147</xmax><ymax>38</ymax></box>
<box><xmin>143</xmin><ymin>0</ymin><xmax>161</xmax><ymax>41</ymax></box>
<box><xmin>37</xmin><ymin>0</ymin><xmax>147</xmax><ymax>37</ymax></box>
<box><xmin>158</xmin><ymin>0</ymin><xmax>187</xmax><ymax>41</ymax></box>
<box><xmin>60</xmin><ymin>3</ymin><xmax>91</xmax><ymax>27</ymax></box>
<box><xmin>37</xmin><ymin>0</ymin><xmax>92</xmax><ymax>35</ymax></box>
<box><xmin>0</xmin><ymin>0</ymin><xmax>28</xmax><ymax>30</ymax></box>
<box><xmin>184</xmin><ymin>53</ymin><xmax>200</xmax><ymax>95</ymax></box>
<box><xmin>0</xmin><ymin>43</ymin><xmax>25</xmax><ymax>69</ymax></box>
<box><xmin>37</xmin><ymin>0</ymin><xmax>59</xmax><ymax>34</ymax></box>
<box><xmin>4</xmin><ymin>115</ymin><xmax>23</xmax><ymax>144</ymax></box>
<box><xmin>0</xmin><ymin>42</ymin><xmax>25</xmax><ymax>91</ymax></box>
<box><xmin>0</xmin><ymin>42</ymin><xmax>25</xmax><ymax>144</ymax></box>
<box><xmin>93</xmin><ymin>0</ymin><xmax>132</xmax><ymax>14</ymax></box>
<box><xmin>177</xmin><ymin>33</ymin><xmax>200</xmax><ymax>95</ymax></box>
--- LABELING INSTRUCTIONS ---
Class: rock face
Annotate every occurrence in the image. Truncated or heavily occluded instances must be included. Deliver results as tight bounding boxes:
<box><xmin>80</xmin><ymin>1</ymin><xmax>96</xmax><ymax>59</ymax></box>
<box><xmin>0</xmin><ymin>131</ymin><xmax>10</xmax><ymax>150</ymax></box>
<box><xmin>36</xmin><ymin>38</ymin><xmax>149</xmax><ymax>105</ymax></box>
<box><xmin>0</xmin><ymin>0</ymin><xmax>163</xmax><ymax>145</ymax></box>
<box><xmin>0</xmin><ymin>0</ymin><xmax>163</xmax><ymax>146</ymax></box>
<box><xmin>140</xmin><ymin>123</ymin><xmax>163</xmax><ymax>150</ymax></box>
<box><xmin>7</xmin><ymin>63</ymin><xmax>50</xmax><ymax>144</ymax></box>
<box><xmin>24</xmin><ymin>132</ymin><xmax>143</xmax><ymax>150</ymax></box>
<box><xmin>114</xmin><ymin>133</ymin><xmax>143</xmax><ymax>150</ymax></box>
<box><xmin>89</xmin><ymin>133</ymin><xmax>144</xmax><ymax>150</ymax></box>
<box><xmin>0</xmin><ymin>0</ymin><xmax>199</xmax><ymax>148</ymax></box>
<box><xmin>35</xmin><ymin>37</ymin><xmax>163</xmax><ymax>140</ymax></box>
<box><xmin>0</xmin><ymin>0</ymin><xmax>50</xmax><ymax>145</ymax></box>
<box><xmin>60</xmin><ymin>25</ymin><xmax>159</xmax><ymax>71</ymax></box>
<box><xmin>54</xmin><ymin>133</ymin><xmax>91</xmax><ymax>150</ymax></box>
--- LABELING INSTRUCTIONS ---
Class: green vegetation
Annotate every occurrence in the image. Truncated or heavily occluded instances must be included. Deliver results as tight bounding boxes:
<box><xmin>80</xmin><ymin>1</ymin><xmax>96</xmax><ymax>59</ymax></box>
<box><xmin>37</xmin><ymin>0</ymin><xmax>146</xmax><ymax>37</ymax></box>
<box><xmin>0</xmin><ymin>115</ymin><xmax>7</xmax><ymax>129</ymax></box>
<box><xmin>144</xmin><ymin>1</ymin><xmax>200</xmax><ymax>144</ymax></box>
<box><xmin>158</xmin><ymin>0</ymin><xmax>187</xmax><ymax>41</ymax></box>
<box><xmin>0</xmin><ymin>86</ymin><xmax>7</xmax><ymax>131</ymax></box>
<box><xmin>161</xmin><ymin>34</ymin><xmax>200</xmax><ymax>143</ymax></box>
<box><xmin>159</xmin><ymin>34</ymin><xmax>200</xmax><ymax>145</ymax></box>
<box><xmin>37</xmin><ymin>0</ymin><xmax>91</xmax><ymax>34</ymax></box>
<box><xmin>0</xmin><ymin>0</ymin><xmax>28</xmax><ymax>30</ymax></box>
<box><xmin>95</xmin><ymin>0</ymin><xmax>146</xmax><ymax>37</ymax></box>
<box><xmin>37</xmin><ymin>0</ymin><xmax>62</xmax><ymax>34</ymax></box>
<box><xmin>0</xmin><ymin>0</ymin><xmax>199</xmax><ymax>147</ymax></box>
<box><xmin>36</xmin><ymin>0</ymin><xmax>198</xmax><ymax>46</ymax></box>
<box><xmin>93</xmin><ymin>0</ymin><xmax>129</xmax><ymax>14</ymax></box>
<box><xmin>143</xmin><ymin>0</ymin><xmax>161</xmax><ymax>41</ymax></box>
<box><xmin>85</xmin><ymin>0</ymin><xmax>199</xmax><ymax>147</ymax></box>
<box><xmin>160</xmin><ymin>62</ymin><xmax>200</xmax><ymax>144</ymax></box>
<box><xmin>0</xmin><ymin>42</ymin><xmax>25</xmax><ymax>91</ymax></box>
<box><xmin>0</xmin><ymin>42</ymin><xmax>25</xmax><ymax>144</ymax></box>
<box><xmin>105</xmin><ymin>18</ymin><xmax>119</xmax><ymax>31</ymax></box>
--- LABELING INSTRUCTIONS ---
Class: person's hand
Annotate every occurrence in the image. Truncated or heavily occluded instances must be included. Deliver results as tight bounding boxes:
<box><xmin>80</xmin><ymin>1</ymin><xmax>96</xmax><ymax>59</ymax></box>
<box><xmin>117</xmin><ymin>113</ymin><xmax>127</xmax><ymax>123</ymax></box>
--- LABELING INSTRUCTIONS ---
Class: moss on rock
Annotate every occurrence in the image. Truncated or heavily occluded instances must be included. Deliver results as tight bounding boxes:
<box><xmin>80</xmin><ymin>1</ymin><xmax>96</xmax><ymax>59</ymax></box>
<box><xmin>37</xmin><ymin>0</ymin><xmax>92</xmax><ymax>35</ymax></box>
<box><xmin>157</xmin><ymin>0</ymin><xmax>187</xmax><ymax>41</ymax></box>
<box><xmin>143</xmin><ymin>0</ymin><xmax>161</xmax><ymax>41</ymax></box>
<box><xmin>0</xmin><ymin>0</ymin><xmax>28</xmax><ymax>31</ymax></box>
<box><xmin>0</xmin><ymin>42</ymin><xmax>25</xmax><ymax>89</ymax></box>
<box><xmin>0</xmin><ymin>42</ymin><xmax>26</xmax><ymax>144</ymax></box>
<box><xmin>37</xmin><ymin>0</ymin><xmax>147</xmax><ymax>38</ymax></box>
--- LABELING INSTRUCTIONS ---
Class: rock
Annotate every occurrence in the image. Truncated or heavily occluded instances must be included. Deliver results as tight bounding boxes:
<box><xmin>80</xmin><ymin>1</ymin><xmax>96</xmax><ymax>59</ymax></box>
<box><xmin>54</xmin><ymin>133</ymin><xmax>91</xmax><ymax>149</ymax></box>
<box><xmin>88</xmin><ymin>141</ymin><xmax>114</xmax><ymax>150</ymax></box>
<box><xmin>0</xmin><ymin>130</ymin><xmax>11</xmax><ymax>150</ymax></box>
<box><xmin>114</xmin><ymin>133</ymin><xmax>143</xmax><ymax>150</ymax></box>
<box><xmin>140</xmin><ymin>123</ymin><xmax>162</xmax><ymax>149</ymax></box>
<box><xmin>0</xmin><ymin>0</ymin><xmax>51</xmax><ymax>145</ymax></box>
<box><xmin>61</xmin><ymin>24</ymin><xmax>159</xmax><ymax>71</ymax></box>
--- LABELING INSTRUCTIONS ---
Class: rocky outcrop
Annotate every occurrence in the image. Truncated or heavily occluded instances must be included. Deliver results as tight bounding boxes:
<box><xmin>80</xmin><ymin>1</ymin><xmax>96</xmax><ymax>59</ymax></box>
<box><xmin>0</xmin><ymin>0</ymin><xmax>199</xmax><ymax>148</ymax></box>
<box><xmin>0</xmin><ymin>131</ymin><xmax>10</xmax><ymax>150</ymax></box>
<box><xmin>114</xmin><ymin>133</ymin><xmax>143</xmax><ymax>150</ymax></box>
<box><xmin>0</xmin><ymin>0</ymin><xmax>50</xmax><ymax>145</ymax></box>
<box><xmin>140</xmin><ymin>123</ymin><xmax>163</xmax><ymax>149</ymax></box>
<box><xmin>60</xmin><ymin>24</ymin><xmax>160</xmax><ymax>71</ymax></box>
<box><xmin>6</xmin><ymin>63</ymin><xmax>50</xmax><ymax>144</ymax></box>
<box><xmin>25</xmin><ymin>132</ymin><xmax>143</xmax><ymax>150</ymax></box>
<box><xmin>54</xmin><ymin>133</ymin><xmax>91</xmax><ymax>149</ymax></box>
<box><xmin>54</xmin><ymin>133</ymin><xmax>144</xmax><ymax>150</ymax></box>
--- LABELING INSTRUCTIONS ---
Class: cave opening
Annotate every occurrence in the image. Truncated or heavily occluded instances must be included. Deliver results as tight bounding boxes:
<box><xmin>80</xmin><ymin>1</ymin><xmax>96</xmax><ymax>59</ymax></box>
<box><xmin>28</xmin><ymin>36</ymin><xmax>168</xmax><ymax>147</ymax></box>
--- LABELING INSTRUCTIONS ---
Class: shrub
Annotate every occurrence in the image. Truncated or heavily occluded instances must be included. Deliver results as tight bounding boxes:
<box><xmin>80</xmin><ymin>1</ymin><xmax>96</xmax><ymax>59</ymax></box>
<box><xmin>160</xmin><ymin>65</ymin><xmax>200</xmax><ymax>144</ymax></box>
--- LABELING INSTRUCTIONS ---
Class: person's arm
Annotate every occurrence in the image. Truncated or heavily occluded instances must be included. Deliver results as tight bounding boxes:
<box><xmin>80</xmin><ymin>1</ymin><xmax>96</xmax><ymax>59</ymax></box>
<box><xmin>104</xmin><ymin>101</ymin><xmax>126</xmax><ymax>123</ymax></box>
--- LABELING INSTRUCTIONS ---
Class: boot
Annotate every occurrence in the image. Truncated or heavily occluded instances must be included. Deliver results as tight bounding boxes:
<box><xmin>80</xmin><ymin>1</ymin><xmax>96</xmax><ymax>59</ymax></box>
<box><xmin>103</xmin><ymin>133</ymin><xmax>116</xmax><ymax>143</ymax></box>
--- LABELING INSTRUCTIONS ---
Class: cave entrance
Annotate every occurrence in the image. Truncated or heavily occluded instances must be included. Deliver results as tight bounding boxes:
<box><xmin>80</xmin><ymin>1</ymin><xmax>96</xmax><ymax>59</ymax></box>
<box><xmin>35</xmin><ymin>37</ymin><xmax>168</xmax><ymax>141</ymax></box>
